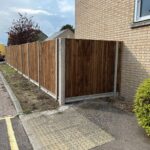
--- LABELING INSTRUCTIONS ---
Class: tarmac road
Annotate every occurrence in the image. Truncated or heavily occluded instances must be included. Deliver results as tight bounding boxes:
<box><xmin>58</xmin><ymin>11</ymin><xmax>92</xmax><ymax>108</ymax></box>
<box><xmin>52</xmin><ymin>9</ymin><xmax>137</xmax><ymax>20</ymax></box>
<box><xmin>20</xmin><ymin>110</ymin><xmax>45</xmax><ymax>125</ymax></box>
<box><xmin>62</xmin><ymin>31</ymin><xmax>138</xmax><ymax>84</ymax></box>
<box><xmin>0</xmin><ymin>117</ymin><xmax>33</xmax><ymax>150</ymax></box>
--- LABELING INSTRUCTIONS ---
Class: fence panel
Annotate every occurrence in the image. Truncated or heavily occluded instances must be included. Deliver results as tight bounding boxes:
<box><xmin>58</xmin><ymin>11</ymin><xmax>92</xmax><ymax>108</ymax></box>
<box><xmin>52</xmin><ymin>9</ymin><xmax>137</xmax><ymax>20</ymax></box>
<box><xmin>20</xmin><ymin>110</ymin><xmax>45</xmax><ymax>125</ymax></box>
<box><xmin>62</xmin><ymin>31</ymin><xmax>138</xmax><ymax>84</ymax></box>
<box><xmin>5</xmin><ymin>47</ymin><xmax>10</xmax><ymax>64</ymax></box>
<box><xmin>40</xmin><ymin>40</ymin><xmax>56</xmax><ymax>95</ymax></box>
<box><xmin>21</xmin><ymin>44</ymin><xmax>28</xmax><ymax>76</ymax></box>
<box><xmin>28</xmin><ymin>42</ymin><xmax>39</xmax><ymax>82</ymax></box>
<box><xmin>13</xmin><ymin>45</ymin><xmax>18</xmax><ymax>69</ymax></box>
<box><xmin>10</xmin><ymin>45</ymin><xmax>16</xmax><ymax>67</ymax></box>
<box><xmin>16</xmin><ymin>45</ymin><xmax>22</xmax><ymax>72</ymax></box>
<box><xmin>65</xmin><ymin>39</ymin><xmax>119</xmax><ymax>98</ymax></box>
<box><xmin>9</xmin><ymin>46</ymin><xmax>13</xmax><ymax>66</ymax></box>
<box><xmin>8</xmin><ymin>47</ymin><xmax>11</xmax><ymax>65</ymax></box>
<box><xmin>7</xmin><ymin>47</ymin><xmax>10</xmax><ymax>65</ymax></box>
<box><xmin>18</xmin><ymin>45</ymin><xmax>22</xmax><ymax>72</ymax></box>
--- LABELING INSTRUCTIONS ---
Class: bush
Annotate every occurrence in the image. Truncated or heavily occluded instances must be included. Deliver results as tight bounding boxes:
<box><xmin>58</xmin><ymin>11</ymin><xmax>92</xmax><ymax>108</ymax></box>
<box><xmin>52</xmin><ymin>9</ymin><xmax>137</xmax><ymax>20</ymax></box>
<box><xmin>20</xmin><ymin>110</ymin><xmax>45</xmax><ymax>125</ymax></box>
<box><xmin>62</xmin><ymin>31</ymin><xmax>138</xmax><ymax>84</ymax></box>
<box><xmin>134</xmin><ymin>78</ymin><xmax>150</xmax><ymax>136</ymax></box>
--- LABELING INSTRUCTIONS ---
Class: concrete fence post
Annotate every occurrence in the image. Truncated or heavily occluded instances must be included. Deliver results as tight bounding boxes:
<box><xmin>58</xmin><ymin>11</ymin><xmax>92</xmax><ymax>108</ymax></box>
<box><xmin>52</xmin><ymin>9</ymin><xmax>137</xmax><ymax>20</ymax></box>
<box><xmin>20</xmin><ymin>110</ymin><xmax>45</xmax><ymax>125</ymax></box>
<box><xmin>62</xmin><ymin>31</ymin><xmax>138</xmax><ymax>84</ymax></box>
<box><xmin>58</xmin><ymin>38</ymin><xmax>66</xmax><ymax>105</ymax></box>
<box><xmin>55</xmin><ymin>39</ymin><xmax>58</xmax><ymax>100</ymax></box>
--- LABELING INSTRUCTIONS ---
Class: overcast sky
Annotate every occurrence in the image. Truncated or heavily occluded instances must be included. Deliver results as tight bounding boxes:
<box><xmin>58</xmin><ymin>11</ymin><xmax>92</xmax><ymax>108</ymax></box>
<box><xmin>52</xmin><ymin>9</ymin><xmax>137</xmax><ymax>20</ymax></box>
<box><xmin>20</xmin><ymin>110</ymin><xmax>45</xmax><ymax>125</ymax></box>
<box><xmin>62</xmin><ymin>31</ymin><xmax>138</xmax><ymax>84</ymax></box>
<box><xmin>0</xmin><ymin>0</ymin><xmax>75</xmax><ymax>45</ymax></box>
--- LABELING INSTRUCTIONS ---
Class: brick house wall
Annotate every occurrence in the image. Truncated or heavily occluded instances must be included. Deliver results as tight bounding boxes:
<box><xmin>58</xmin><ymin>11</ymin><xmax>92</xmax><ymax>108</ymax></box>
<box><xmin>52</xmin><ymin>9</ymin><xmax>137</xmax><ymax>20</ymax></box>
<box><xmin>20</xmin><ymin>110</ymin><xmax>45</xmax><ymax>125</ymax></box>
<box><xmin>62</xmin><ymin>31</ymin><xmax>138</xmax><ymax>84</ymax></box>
<box><xmin>75</xmin><ymin>0</ymin><xmax>150</xmax><ymax>101</ymax></box>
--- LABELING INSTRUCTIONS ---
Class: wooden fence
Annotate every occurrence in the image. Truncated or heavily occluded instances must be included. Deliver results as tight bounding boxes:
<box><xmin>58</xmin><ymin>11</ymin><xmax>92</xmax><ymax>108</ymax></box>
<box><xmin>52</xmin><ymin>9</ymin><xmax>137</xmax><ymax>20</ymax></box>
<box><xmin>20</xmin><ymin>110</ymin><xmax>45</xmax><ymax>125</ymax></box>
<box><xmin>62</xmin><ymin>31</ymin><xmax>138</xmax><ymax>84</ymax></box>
<box><xmin>6</xmin><ymin>38</ymin><xmax>122</xmax><ymax>105</ymax></box>
<box><xmin>6</xmin><ymin>40</ymin><xmax>57</xmax><ymax>98</ymax></box>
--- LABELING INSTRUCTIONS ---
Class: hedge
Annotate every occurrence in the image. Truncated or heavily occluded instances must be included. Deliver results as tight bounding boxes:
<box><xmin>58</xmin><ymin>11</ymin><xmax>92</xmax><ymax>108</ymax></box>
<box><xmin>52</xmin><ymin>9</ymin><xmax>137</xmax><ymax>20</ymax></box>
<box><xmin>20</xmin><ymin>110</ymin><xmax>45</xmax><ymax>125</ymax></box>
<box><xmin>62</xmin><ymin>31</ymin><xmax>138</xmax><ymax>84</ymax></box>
<box><xmin>134</xmin><ymin>78</ymin><xmax>150</xmax><ymax>136</ymax></box>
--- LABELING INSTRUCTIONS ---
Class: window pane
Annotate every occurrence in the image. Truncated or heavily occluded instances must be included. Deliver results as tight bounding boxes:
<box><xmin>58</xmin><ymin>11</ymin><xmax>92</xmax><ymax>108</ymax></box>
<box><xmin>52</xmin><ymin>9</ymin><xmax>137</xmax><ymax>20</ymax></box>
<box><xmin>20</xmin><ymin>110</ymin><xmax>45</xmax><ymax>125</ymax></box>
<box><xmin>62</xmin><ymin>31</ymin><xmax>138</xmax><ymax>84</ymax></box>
<box><xmin>140</xmin><ymin>0</ymin><xmax>150</xmax><ymax>17</ymax></box>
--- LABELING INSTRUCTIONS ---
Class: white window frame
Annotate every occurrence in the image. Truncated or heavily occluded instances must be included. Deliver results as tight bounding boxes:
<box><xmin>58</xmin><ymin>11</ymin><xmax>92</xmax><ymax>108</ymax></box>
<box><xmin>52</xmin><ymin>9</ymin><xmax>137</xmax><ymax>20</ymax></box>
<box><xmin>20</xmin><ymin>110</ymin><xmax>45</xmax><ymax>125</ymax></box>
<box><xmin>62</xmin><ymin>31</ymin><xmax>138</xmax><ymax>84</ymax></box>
<box><xmin>134</xmin><ymin>0</ymin><xmax>150</xmax><ymax>22</ymax></box>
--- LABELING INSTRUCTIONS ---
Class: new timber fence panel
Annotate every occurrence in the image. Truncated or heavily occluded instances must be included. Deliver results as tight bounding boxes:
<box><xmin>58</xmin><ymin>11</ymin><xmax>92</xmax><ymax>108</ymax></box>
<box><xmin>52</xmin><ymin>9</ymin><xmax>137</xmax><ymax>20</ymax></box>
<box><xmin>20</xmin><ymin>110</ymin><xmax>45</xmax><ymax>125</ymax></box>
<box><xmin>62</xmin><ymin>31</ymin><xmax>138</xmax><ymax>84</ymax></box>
<box><xmin>14</xmin><ymin>45</ymin><xmax>22</xmax><ymax>72</ymax></box>
<box><xmin>14</xmin><ymin>45</ymin><xmax>18</xmax><ymax>69</ymax></box>
<box><xmin>10</xmin><ymin>45</ymin><xmax>17</xmax><ymax>68</ymax></box>
<box><xmin>6</xmin><ymin>47</ymin><xmax>9</xmax><ymax>64</ymax></box>
<box><xmin>11</xmin><ymin>46</ymin><xmax>14</xmax><ymax>66</ymax></box>
<box><xmin>40</xmin><ymin>40</ymin><xmax>56</xmax><ymax>95</ymax></box>
<box><xmin>8</xmin><ymin>46</ymin><xmax>12</xmax><ymax>66</ymax></box>
<box><xmin>21</xmin><ymin>44</ymin><xmax>28</xmax><ymax>76</ymax></box>
<box><xmin>28</xmin><ymin>42</ymin><xmax>39</xmax><ymax>82</ymax></box>
<box><xmin>65</xmin><ymin>39</ymin><xmax>121</xmax><ymax>98</ymax></box>
<box><xmin>17</xmin><ymin>45</ymin><xmax>22</xmax><ymax>72</ymax></box>
<box><xmin>10</xmin><ymin>46</ymin><xmax>15</xmax><ymax>67</ymax></box>
<box><xmin>8</xmin><ymin>47</ymin><xmax>11</xmax><ymax>65</ymax></box>
<box><xmin>6</xmin><ymin>47</ymin><xmax>10</xmax><ymax>64</ymax></box>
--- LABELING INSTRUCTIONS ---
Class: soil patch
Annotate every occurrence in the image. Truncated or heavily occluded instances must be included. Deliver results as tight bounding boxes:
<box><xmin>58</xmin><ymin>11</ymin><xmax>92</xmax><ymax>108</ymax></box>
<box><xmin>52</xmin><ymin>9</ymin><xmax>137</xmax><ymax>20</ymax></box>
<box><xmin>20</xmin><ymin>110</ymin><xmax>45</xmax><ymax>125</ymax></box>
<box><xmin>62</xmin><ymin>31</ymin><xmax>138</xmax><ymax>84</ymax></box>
<box><xmin>0</xmin><ymin>64</ymin><xmax>59</xmax><ymax>114</ymax></box>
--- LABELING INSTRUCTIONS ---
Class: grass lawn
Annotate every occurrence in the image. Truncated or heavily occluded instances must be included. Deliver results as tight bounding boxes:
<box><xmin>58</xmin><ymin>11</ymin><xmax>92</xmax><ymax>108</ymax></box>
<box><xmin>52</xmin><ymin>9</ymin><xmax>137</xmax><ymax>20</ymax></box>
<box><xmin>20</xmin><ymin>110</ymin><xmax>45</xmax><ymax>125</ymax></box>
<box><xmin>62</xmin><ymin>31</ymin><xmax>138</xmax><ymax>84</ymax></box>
<box><xmin>0</xmin><ymin>64</ymin><xmax>59</xmax><ymax>114</ymax></box>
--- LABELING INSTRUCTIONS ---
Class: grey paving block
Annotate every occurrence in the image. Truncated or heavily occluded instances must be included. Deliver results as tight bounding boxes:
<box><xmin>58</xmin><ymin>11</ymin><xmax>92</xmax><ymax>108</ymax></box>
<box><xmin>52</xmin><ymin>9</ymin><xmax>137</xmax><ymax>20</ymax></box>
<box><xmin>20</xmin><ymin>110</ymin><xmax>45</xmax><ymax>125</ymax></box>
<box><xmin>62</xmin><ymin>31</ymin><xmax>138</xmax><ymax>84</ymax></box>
<box><xmin>21</xmin><ymin>108</ymin><xmax>114</xmax><ymax>150</ymax></box>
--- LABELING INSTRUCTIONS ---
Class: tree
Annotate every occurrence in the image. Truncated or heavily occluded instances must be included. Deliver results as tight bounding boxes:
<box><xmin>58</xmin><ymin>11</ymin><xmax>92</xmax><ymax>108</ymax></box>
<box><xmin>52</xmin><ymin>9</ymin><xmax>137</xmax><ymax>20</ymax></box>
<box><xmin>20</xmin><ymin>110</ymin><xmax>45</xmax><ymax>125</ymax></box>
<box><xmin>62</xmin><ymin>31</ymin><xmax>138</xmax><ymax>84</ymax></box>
<box><xmin>7</xmin><ymin>13</ymin><xmax>40</xmax><ymax>45</ymax></box>
<box><xmin>60</xmin><ymin>24</ymin><xmax>74</xmax><ymax>32</ymax></box>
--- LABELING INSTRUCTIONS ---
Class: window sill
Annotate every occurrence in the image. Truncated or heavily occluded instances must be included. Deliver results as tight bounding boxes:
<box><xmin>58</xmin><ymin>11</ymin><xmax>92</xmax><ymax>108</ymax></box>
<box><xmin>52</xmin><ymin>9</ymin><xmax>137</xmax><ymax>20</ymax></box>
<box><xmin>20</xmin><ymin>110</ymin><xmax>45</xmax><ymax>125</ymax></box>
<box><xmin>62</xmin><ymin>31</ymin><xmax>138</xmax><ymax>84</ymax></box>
<box><xmin>131</xmin><ymin>19</ymin><xmax>150</xmax><ymax>28</ymax></box>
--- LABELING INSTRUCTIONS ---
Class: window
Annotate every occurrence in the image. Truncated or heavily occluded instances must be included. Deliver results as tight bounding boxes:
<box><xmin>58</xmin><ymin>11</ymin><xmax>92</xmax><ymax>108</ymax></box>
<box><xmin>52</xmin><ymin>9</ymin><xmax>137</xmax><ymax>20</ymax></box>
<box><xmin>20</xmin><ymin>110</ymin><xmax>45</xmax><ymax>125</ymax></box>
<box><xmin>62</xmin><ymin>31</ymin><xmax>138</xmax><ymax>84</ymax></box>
<box><xmin>134</xmin><ymin>0</ymin><xmax>150</xmax><ymax>22</ymax></box>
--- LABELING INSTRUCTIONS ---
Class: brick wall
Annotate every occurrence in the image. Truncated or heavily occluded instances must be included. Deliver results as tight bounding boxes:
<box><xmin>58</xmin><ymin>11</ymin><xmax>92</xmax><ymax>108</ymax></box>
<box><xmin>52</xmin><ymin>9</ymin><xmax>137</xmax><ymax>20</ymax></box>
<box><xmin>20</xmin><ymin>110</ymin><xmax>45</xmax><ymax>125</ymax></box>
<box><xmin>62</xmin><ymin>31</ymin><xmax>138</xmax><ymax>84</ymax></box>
<box><xmin>75</xmin><ymin>0</ymin><xmax>150</xmax><ymax>101</ymax></box>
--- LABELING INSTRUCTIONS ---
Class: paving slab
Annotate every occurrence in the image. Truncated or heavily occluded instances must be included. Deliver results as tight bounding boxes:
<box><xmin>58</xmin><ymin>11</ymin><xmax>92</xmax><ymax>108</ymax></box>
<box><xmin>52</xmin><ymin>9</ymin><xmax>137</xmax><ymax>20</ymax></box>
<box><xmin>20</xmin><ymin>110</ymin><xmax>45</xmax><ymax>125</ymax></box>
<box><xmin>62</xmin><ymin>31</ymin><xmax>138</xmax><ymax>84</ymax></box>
<box><xmin>21</xmin><ymin>107</ymin><xmax>114</xmax><ymax>150</ymax></box>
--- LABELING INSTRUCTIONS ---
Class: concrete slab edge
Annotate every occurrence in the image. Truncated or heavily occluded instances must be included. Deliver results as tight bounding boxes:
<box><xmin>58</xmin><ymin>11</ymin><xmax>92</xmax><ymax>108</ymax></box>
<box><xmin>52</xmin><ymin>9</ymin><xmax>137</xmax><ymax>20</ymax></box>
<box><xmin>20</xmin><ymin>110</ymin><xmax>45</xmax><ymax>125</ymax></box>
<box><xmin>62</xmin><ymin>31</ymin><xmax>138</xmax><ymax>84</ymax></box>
<box><xmin>19</xmin><ymin>105</ymin><xmax>70</xmax><ymax>121</ymax></box>
<box><xmin>0</xmin><ymin>72</ymin><xmax>23</xmax><ymax>115</ymax></box>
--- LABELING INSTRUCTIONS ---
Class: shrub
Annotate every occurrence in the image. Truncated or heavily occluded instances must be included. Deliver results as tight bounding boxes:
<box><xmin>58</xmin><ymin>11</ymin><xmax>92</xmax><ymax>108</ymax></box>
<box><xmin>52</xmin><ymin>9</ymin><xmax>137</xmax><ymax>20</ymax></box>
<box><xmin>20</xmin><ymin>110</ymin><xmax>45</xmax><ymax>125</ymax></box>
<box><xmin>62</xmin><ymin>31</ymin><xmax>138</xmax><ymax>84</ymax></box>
<box><xmin>134</xmin><ymin>78</ymin><xmax>150</xmax><ymax>136</ymax></box>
